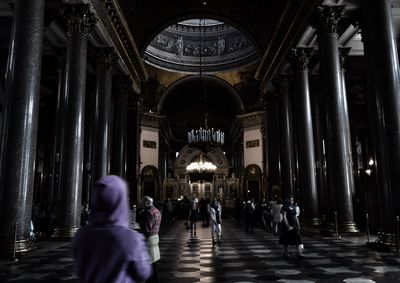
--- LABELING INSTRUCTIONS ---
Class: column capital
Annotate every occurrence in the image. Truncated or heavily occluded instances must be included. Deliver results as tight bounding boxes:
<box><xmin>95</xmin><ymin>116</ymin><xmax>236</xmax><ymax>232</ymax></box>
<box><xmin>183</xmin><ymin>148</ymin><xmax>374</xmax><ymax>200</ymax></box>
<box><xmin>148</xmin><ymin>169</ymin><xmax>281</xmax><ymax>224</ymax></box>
<box><xmin>62</xmin><ymin>4</ymin><xmax>97</xmax><ymax>36</ymax></box>
<box><xmin>339</xmin><ymin>47</ymin><xmax>351</xmax><ymax>71</ymax></box>
<box><xmin>290</xmin><ymin>47</ymin><xmax>313</xmax><ymax>71</ymax></box>
<box><xmin>97</xmin><ymin>48</ymin><xmax>118</xmax><ymax>73</ymax></box>
<box><xmin>314</xmin><ymin>5</ymin><xmax>345</xmax><ymax>35</ymax></box>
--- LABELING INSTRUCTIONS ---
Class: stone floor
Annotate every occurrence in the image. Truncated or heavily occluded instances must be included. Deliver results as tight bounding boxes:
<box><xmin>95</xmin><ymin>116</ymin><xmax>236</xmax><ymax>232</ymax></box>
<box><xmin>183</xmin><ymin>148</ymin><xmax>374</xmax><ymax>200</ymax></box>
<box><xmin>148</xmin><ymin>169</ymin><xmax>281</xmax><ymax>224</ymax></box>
<box><xmin>1</xmin><ymin>219</ymin><xmax>400</xmax><ymax>282</ymax></box>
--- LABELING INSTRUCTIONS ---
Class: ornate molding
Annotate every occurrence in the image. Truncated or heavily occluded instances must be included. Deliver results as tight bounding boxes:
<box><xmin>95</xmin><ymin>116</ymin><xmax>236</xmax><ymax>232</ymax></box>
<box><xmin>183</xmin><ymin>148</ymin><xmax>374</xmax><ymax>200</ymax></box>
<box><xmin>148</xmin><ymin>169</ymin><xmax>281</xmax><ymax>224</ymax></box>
<box><xmin>237</xmin><ymin>111</ymin><xmax>265</xmax><ymax>129</ymax></box>
<box><xmin>256</xmin><ymin>0</ymin><xmax>318</xmax><ymax>93</ymax></box>
<box><xmin>314</xmin><ymin>5</ymin><xmax>345</xmax><ymax>35</ymax></box>
<box><xmin>290</xmin><ymin>47</ymin><xmax>313</xmax><ymax>71</ymax></box>
<box><xmin>61</xmin><ymin>4</ymin><xmax>97</xmax><ymax>36</ymax></box>
<box><xmin>89</xmin><ymin>0</ymin><xmax>148</xmax><ymax>93</ymax></box>
<box><xmin>339</xmin><ymin>47</ymin><xmax>351</xmax><ymax>71</ymax></box>
<box><xmin>96</xmin><ymin>48</ymin><xmax>118</xmax><ymax>73</ymax></box>
<box><xmin>144</xmin><ymin>23</ymin><xmax>259</xmax><ymax>73</ymax></box>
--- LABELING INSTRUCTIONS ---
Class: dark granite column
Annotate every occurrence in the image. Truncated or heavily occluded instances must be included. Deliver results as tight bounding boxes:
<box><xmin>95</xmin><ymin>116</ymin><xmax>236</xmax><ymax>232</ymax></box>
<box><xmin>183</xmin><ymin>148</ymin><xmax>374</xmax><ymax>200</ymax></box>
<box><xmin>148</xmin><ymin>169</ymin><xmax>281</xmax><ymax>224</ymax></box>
<box><xmin>53</xmin><ymin>5</ymin><xmax>95</xmax><ymax>238</ymax></box>
<box><xmin>92</xmin><ymin>49</ymin><xmax>116</xmax><ymax>182</ymax></box>
<box><xmin>310</xmin><ymin>79</ymin><xmax>329</xmax><ymax>222</ymax></box>
<box><xmin>0</xmin><ymin>0</ymin><xmax>44</xmax><ymax>254</ymax></box>
<box><xmin>126</xmin><ymin>93</ymin><xmax>141</xmax><ymax>203</ymax></box>
<box><xmin>339</xmin><ymin>47</ymin><xmax>355</xmax><ymax>207</ymax></box>
<box><xmin>290</xmin><ymin>48</ymin><xmax>320</xmax><ymax>226</ymax></box>
<box><xmin>50</xmin><ymin>51</ymin><xmax>65</xmax><ymax>208</ymax></box>
<box><xmin>265</xmin><ymin>94</ymin><xmax>281</xmax><ymax>198</ymax></box>
<box><xmin>82</xmin><ymin>77</ymin><xmax>96</xmax><ymax>205</ymax></box>
<box><xmin>316</xmin><ymin>5</ymin><xmax>358</xmax><ymax>232</ymax></box>
<box><xmin>362</xmin><ymin>0</ymin><xmax>400</xmax><ymax>237</ymax></box>
<box><xmin>111</xmin><ymin>76</ymin><xmax>130</xmax><ymax>179</ymax></box>
<box><xmin>273</xmin><ymin>76</ymin><xmax>295</xmax><ymax>198</ymax></box>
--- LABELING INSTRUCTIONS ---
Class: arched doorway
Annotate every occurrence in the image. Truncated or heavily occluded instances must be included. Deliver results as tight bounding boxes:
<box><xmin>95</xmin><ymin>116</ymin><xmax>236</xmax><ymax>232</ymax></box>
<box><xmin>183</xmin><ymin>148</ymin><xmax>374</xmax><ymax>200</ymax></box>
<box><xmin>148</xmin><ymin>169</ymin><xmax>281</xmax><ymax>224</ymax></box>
<box><xmin>244</xmin><ymin>164</ymin><xmax>262</xmax><ymax>200</ymax></box>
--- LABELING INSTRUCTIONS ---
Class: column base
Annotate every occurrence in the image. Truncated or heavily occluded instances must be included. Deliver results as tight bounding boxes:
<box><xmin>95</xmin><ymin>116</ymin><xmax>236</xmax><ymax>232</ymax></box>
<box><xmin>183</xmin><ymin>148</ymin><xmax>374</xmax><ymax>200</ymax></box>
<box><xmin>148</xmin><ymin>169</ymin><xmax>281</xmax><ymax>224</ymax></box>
<box><xmin>302</xmin><ymin>217</ymin><xmax>321</xmax><ymax>227</ymax></box>
<box><xmin>367</xmin><ymin>232</ymin><xmax>400</xmax><ymax>253</ymax></box>
<box><xmin>328</xmin><ymin>221</ymin><xmax>360</xmax><ymax>234</ymax></box>
<box><xmin>51</xmin><ymin>227</ymin><xmax>79</xmax><ymax>239</ymax></box>
<box><xmin>0</xmin><ymin>237</ymin><xmax>35</xmax><ymax>257</ymax></box>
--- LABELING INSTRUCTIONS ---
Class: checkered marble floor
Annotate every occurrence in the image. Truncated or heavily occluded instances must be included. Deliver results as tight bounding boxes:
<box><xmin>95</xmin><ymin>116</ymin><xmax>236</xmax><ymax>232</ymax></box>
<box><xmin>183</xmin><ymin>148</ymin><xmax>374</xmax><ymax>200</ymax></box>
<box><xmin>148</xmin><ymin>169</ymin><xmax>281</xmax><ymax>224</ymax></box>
<box><xmin>1</xmin><ymin>219</ymin><xmax>400</xmax><ymax>282</ymax></box>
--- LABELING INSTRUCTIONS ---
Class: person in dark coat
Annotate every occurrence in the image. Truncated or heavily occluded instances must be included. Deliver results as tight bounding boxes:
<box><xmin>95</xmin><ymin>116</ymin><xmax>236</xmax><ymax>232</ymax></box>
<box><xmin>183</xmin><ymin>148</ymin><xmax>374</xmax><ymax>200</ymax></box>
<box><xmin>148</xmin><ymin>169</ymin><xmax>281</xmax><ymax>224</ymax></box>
<box><xmin>279</xmin><ymin>195</ymin><xmax>304</xmax><ymax>259</ymax></box>
<box><xmin>73</xmin><ymin>175</ymin><xmax>152</xmax><ymax>283</ymax></box>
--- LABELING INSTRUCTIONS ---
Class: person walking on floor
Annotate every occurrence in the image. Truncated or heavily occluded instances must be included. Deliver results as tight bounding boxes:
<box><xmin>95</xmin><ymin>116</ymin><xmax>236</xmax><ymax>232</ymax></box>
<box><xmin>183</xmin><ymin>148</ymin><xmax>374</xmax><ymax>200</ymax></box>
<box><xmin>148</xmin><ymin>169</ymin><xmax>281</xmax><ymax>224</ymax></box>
<box><xmin>140</xmin><ymin>196</ymin><xmax>162</xmax><ymax>283</ymax></box>
<box><xmin>271</xmin><ymin>198</ymin><xmax>283</xmax><ymax>236</ymax></box>
<box><xmin>209</xmin><ymin>199</ymin><xmax>222</xmax><ymax>245</ymax></box>
<box><xmin>73</xmin><ymin>175</ymin><xmax>152</xmax><ymax>283</ymax></box>
<box><xmin>279</xmin><ymin>195</ymin><xmax>304</xmax><ymax>259</ymax></box>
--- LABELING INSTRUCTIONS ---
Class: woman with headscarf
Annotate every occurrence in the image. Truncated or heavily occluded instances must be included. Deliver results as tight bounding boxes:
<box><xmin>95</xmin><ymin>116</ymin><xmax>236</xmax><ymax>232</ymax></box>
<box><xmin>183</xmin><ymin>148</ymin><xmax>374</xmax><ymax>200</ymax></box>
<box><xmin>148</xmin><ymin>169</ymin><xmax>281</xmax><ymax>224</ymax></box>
<box><xmin>73</xmin><ymin>175</ymin><xmax>152</xmax><ymax>283</ymax></box>
<box><xmin>279</xmin><ymin>195</ymin><xmax>304</xmax><ymax>259</ymax></box>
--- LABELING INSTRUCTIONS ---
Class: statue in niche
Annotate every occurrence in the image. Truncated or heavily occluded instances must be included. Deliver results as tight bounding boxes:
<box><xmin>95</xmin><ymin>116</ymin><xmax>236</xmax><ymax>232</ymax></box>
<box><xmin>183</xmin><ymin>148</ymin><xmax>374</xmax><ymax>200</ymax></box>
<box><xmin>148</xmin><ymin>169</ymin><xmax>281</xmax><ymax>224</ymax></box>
<box><xmin>175</xmin><ymin>36</ymin><xmax>183</xmax><ymax>56</ymax></box>
<box><xmin>218</xmin><ymin>37</ymin><xmax>225</xmax><ymax>56</ymax></box>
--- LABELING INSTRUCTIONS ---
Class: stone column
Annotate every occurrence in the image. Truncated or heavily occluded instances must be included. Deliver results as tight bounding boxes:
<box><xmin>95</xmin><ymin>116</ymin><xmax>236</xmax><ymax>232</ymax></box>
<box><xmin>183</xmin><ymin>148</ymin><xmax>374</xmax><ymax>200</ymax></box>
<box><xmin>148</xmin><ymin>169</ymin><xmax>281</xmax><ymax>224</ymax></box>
<box><xmin>316</xmin><ymin>5</ymin><xmax>358</xmax><ymax>232</ymax></box>
<box><xmin>0</xmin><ymin>0</ymin><xmax>45</xmax><ymax>254</ymax></box>
<box><xmin>291</xmin><ymin>48</ymin><xmax>320</xmax><ymax>226</ymax></box>
<box><xmin>111</xmin><ymin>76</ymin><xmax>130</xmax><ymax>179</ymax></box>
<box><xmin>273</xmin><ymin>76</ymin><xmax>295</xmax><ymax>198</ymax></box>
<box><xmin>265</xmin><ymin>94</ymin><xmax>281</xmax><ymax>197</ymax></box>
<box><xmin>126</xmin><ymin>93</ymin><xmax>141</xmax><ymax>203</ymax></box>
<box><xmin>310</xmin><ymin>79</ymin><xmax>329</xmax><ymax>223</ymax></box>
<box><xmin>54</xmin><ymin>4</ymin><xmax>95</xmax><ymax>238</ymax></box>
<box><xmin>82</xmin><ymin>76</ymin><xmax>96</xmax><ymax>205</ymax></box>
<box><xmin>339</xmin><ymin>47</ymin><xmax>355</xmax><ymax>206</ymax></box>
<box><xmin>49</xmin><ymin>51</ymin><xmax>65</xmax><ymax>208</ymax></box>
<box><xmin>92</xmin><ymin>48</ymin><xmax>116</xmax><ymax>182</ymax></box>
<box><xmin>362</xmin><ymin>0</ymin><xmax>400</xmax><ymax>236</ymax></box>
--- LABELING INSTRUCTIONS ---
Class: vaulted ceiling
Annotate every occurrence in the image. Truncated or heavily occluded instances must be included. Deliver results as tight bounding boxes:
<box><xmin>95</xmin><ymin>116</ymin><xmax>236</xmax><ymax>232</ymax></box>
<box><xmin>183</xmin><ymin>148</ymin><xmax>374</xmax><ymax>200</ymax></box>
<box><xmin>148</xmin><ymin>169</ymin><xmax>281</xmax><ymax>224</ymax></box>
<box><xmin>2</xmin><ymin>0</ymin><xmax>400</xmax><ymax>150</ymax></box>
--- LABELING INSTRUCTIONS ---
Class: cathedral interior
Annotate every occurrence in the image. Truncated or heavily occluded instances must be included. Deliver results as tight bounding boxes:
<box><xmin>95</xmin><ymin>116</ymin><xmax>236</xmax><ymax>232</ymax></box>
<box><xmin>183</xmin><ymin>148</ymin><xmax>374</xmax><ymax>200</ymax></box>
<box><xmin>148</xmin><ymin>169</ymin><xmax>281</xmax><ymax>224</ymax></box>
<box><xmin>1</xmin><ymin>0</ymin><xmax>400</xmax><ymax>282</ymax></box>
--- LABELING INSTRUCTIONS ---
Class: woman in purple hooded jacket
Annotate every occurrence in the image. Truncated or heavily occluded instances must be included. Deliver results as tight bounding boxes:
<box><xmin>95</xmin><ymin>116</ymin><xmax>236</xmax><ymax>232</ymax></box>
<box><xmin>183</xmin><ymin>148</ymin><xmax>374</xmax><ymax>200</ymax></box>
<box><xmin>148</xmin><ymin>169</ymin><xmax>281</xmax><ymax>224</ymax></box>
<box><xmin>73</xmin><ymin>175</ymin><xmax>152</xmax><ymax>283</ymax></box>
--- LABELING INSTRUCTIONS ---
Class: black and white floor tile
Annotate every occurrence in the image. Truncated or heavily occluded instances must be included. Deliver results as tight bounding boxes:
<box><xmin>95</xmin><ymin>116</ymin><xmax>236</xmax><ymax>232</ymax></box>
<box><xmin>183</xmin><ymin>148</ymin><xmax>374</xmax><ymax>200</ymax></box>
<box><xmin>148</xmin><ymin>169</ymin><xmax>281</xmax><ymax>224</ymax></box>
<box><xmin>1</xmin><ymin>219</ymin><xmax>400</xmax><ymax>282</ymax></box>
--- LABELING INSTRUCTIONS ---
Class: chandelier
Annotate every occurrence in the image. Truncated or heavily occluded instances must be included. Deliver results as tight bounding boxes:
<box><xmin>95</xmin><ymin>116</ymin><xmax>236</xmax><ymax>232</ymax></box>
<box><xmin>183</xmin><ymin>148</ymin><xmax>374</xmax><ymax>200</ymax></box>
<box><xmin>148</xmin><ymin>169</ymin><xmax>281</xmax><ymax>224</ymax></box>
<box><xmin>186</xmin><ymin>154</ymin><xmax>216</xmax><ymax>183</ymax></box>
<box><xmin>187</xmin><ymin>18</ymin><xmax>224</xmax><ymax>151</ymax></box>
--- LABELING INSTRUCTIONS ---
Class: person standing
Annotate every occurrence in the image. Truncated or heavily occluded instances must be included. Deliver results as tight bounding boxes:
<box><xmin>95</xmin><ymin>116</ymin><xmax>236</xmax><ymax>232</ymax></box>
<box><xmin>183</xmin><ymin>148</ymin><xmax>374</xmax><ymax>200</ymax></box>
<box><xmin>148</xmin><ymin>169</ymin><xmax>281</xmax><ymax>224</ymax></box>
<box><xmin>73</xmin><ymin>175</ymin><xmax>152</xmax><ymax>283</ymax></box>
<box><xmin>259</xmin><ymin>198</ymin><xmax>270</xmax><ymax>230</ymax></box>
<box><xmin>279</xmin><ymin>195</ymin><xmax>304</xmax><ymax>259</ymax></box>
<box><xmin>209</xmin><ymin>199</ymin><xmax>222</xmax><ymax>245</ymax></box>
<box><xmin>271</xmin><ymin>198</ymin><xmax>283</xmax><ymax>236</ymax></box>
<box><xmin>189</xmin><ymin>198</ymin><xmax>199</xmax><ymax>235</ymax></box>
<box><xmin>141</xmin><ymin>196</ymin><xmax>162</xmax><ymax>283</ymax></box>
<box><xmin>244</xmin><ymin>199</ymin><xmax>255</xmax><ymax>232</ymax></box>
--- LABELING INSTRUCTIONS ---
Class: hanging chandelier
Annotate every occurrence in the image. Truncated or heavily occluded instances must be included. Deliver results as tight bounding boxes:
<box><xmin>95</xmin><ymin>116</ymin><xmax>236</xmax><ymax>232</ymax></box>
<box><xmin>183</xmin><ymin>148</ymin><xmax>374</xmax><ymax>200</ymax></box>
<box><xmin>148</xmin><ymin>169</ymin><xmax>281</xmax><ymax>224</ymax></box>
<box><xmin>186</xmin><ymin>154</ymin><xmax>216</xmax><ymax>183</ymax></box>
<box><xmin>187</xmin><ymin>18</ymin><xmax>224</xmax><ymax>151</ymax></box>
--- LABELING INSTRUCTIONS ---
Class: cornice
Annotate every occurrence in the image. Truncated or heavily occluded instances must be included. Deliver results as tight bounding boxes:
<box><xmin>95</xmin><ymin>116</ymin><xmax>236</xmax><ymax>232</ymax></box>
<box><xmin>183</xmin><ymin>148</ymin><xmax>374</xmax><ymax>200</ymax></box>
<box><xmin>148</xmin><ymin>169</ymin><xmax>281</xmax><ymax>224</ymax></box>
<box><xmin>237</xmin><ymin>111</ymin><xmax>265</xmax><ymax>129</ymax></box>
<box><xmin>89</xmin><ymin>0</ymin><xmax>148</xmax><ymax>93</ymax></box>
<box><xmin>255</xmin><ymin>0</ymin><xmax>318</xmax><ymax>94</ymax></box>
<box><xmin>140</xmin><ymin>111</ymin><xmax>164</xmax><ymax>129</ymax></box>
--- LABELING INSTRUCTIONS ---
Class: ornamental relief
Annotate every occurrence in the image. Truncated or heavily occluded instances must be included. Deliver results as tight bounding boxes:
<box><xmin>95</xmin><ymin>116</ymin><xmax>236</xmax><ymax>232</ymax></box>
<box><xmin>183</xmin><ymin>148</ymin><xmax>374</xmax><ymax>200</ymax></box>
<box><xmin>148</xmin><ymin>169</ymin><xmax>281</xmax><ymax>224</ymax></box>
<box><xmin>148</xmin><ymin>32</ymin><xmax>253</xmax><ymax>58</ymax></box>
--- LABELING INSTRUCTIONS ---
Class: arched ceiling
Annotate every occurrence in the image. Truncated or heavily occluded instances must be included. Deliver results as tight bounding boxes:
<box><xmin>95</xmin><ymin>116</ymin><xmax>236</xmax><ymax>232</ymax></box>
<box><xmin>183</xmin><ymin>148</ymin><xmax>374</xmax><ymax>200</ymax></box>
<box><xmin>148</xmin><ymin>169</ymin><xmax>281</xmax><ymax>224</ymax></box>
<box><xmin>144</xmin><ymin>18</ymin><xmax>259</xmax><ymax>73</ymax></box>
<box><xmin>116</xmin><ymin>0</ymin><xmax>285</xmax><ymax>53</ymax></box>
<box><xmin>158</xmin><ymin>76</ymin><xmax>244</xmax><ymax>144</ymax></box>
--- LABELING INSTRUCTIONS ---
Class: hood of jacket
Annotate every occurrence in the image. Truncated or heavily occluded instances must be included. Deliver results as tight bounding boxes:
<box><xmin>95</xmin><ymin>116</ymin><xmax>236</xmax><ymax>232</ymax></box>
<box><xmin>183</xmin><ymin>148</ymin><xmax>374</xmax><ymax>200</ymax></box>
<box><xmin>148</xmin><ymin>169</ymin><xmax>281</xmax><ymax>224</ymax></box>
<box><xmin>90</xmin><ymin>175</ymin><xmax>129</xmax><ymax>228</ymax></box>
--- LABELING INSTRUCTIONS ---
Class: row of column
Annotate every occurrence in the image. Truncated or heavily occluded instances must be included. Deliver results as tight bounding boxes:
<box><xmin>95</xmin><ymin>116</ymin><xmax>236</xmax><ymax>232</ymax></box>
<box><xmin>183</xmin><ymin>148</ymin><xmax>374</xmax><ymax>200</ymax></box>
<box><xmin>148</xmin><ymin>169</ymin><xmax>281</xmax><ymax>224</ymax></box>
<box><xmin>0</xmin><ymin>2</ymin><xmax>135</xmax><ymax>254</ymax></box>
<box><xmin>270</xmin><ymin>2</ymin><xmax>400</xmax><ymax>235</ymax></box>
